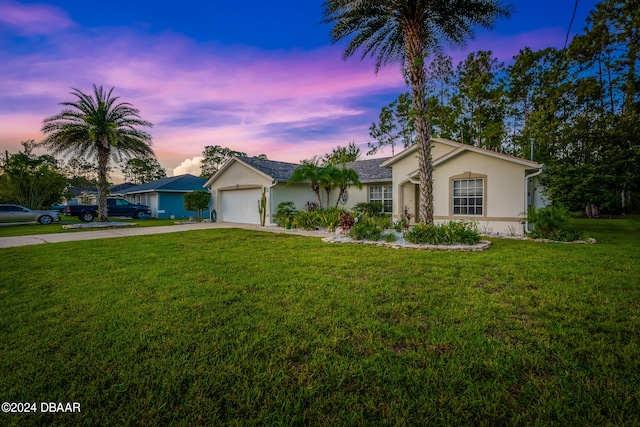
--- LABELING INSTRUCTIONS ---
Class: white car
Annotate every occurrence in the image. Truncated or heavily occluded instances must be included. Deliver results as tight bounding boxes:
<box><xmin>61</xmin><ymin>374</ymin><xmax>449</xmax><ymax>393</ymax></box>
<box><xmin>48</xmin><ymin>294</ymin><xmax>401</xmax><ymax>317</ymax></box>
<box><xmin>0</xmin><ymin>204</ymin><xmax>62</xmax><ymax>225</ymax></box>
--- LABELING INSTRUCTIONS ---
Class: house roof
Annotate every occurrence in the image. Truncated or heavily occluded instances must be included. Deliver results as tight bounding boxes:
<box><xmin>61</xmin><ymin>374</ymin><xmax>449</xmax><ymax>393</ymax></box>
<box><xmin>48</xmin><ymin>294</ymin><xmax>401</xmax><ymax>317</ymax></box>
<box><xmin>380</xmin><ymin>138</ymin><xmax>542</xmax><ymax>169</ymax></box>
<box><xmin>345</xmin><ymin>157</ymin><xmax>392</xmax><ymax>182</ymax></box>
<box><xmin>116</xmin><ymin>174</ymin><xmax>207</xmax><ymax>195</ymax></box>
<box><xmin>236</xmin><ymin>156</ymin><xmax>300</xmax><ymax>181</ymax></box>
<box><xmin>206</xmin><ymin>155</ymin><xmax>392</xmax><ymax>187</ymax></box>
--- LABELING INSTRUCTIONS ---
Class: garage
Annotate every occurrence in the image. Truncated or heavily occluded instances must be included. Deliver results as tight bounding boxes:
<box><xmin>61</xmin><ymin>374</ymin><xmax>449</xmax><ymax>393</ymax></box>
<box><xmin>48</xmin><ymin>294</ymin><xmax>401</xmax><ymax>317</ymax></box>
<box><xmin>219</xmin><ymin>188</ymin><xmax>262</xmax><ymax>224</ymax></box>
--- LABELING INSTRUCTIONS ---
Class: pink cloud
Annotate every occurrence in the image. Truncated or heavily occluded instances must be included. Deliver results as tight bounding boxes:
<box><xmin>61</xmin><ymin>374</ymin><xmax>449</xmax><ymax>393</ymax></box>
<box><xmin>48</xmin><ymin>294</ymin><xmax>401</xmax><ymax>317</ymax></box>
<box><xmin>0</xmin><ymin>13</ymin><xmax>576</xmax><ymax>180</ymax></box>
<box><xmin>0</xmin><ymin>1</ymin><xmax>72</xmax><ymax>34</ymax></box>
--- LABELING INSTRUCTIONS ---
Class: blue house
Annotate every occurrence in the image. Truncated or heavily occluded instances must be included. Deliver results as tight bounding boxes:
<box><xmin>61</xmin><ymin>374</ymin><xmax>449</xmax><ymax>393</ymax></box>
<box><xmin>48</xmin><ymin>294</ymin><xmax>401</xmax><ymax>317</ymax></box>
<box><xmin>115</xmin><ymin>174</ymin><xmax>209</xmax><ymax>219</ymax></box>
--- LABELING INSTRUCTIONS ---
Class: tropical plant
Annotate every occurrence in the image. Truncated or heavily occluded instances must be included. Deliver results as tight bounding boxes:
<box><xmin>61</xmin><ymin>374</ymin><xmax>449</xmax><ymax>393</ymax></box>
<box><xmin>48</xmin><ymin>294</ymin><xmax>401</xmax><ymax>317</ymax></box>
<box><xmin>258</xmin><ymin>188</ymin><xmax>267</xmax><ymax>226</ymax></box>
<box><xmin>404</xmin><ymin>221</ymin><xmax>481</xmax><ymax>245</ymax></box>
<box><xmin>350</xmin><ymin>215</ymin><xmax>382</xmax><ymax>241</ymax></box>
<box><xmin>338</xmin><ymin>211</ymin><xmax>355</xmax><ymax>233</ymax></box>
<box><xmin>287</xmin><ymin>157</ymin><xmax>324</xmax><ymax>208</ymax></box>
<box><xmin>333</xmin><ymin>164</ymin><xmax>362</xmax><ymax>208</ymax></box>
<box><xmin>319</xmin><ymin>165</ymin><xmax>339</xmax><ymax>207</ymax></box>
<box><xmin>323</xmin><ymin>0</ymin><xmax>512</xmax><ymax>224</ymax></box>
<box><xmin>353</xmin><ymin>202</ymin><xmax>383</xmax><ymax>217</ymax></box>
<box><xmin>526</xmin><ymin>203</ymin><xmax>584</xmax><ymax>242</ymax></box>
<box><xmin>40</xmin><ymin>85</ymin><xmax>154</xmax><ymax>221</ymax></box>
<box><xmin>275</xmin><ymin>201</ymin><xmax>297</xmax><ymax>228</ymax></box>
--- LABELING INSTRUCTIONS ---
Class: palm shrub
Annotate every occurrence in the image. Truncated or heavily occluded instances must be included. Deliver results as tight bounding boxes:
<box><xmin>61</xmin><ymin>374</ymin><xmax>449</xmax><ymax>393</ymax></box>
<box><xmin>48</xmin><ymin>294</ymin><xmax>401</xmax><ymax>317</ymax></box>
<box><xmin>526</xmin><ymin>204</ymin><xmax>585</xmax><ymax>241</ymax></box>
<box><xmin>404</xmin><ymin>221</ymin><xmax>481</xmax><ymax>245</ymax></box>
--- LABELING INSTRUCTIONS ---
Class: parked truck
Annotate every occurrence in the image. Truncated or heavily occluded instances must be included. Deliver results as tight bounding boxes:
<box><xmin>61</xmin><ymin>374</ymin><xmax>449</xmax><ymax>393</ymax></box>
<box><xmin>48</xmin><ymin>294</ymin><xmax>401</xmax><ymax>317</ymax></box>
<box><xmin>65</xmin><ymin>197</ymin><xmax>151</xmax><ymax>222</ymax></box>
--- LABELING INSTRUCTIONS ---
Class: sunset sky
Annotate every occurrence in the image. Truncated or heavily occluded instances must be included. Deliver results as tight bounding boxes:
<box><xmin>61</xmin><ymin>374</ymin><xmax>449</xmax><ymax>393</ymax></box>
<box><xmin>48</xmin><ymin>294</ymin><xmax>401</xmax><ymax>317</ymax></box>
<box><xmin>1</xmin><ymin>0</ymin><xmax>599</xmax><ymax>179</ymax></box>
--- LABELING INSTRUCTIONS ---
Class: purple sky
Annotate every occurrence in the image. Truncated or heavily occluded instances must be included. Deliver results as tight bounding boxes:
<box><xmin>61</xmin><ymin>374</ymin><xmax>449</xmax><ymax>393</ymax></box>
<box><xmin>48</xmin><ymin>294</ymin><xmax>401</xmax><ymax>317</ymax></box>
<box><xmin>0</xmin><ymin>0</ymin><xmax>599</xmax><ymax>178</ymax></box>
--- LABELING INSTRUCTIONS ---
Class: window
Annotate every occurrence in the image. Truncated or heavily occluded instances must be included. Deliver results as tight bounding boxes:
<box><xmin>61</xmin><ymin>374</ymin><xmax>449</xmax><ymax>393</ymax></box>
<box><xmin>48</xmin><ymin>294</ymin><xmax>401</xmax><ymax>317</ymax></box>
<box><xmin>369</xmin><ymin>185</ymin><xmax>392</xmax><ymax>213</ymax></box>
<box><xmin>453</xmin><ymin>178</ymin><xmax>483</xmax><ymax>216</ymax></box>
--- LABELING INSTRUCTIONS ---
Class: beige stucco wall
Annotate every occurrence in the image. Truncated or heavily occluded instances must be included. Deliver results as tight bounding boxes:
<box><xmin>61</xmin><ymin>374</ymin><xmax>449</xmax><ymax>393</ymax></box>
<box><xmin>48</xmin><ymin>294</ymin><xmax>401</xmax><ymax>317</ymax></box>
<box><xmin>207</xmin><ymin>161</ymin><xmax>387</xmax><ymax>224</ymax></box>
<box><xmin>206</xmin><ymin>162</ymin><xmax>271</xmax><ymax>220</ymax></box>
<box><xmin>390</xmin><ymin>143</ymin><xmax>533</xmax><ymax>235</ymax></box>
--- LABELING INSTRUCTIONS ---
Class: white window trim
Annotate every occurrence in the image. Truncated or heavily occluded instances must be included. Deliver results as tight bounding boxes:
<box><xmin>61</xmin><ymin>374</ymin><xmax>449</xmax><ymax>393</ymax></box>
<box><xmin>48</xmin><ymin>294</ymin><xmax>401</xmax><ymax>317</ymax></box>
<box><xmin>369</xmin><ymin>185</ymin><xmax>393</xmax><ymax>213</ymax></box>
<box><xmin>450</xmin><ymin>173</ymin><xmax>486</xmax><ymax>217</ymax></box>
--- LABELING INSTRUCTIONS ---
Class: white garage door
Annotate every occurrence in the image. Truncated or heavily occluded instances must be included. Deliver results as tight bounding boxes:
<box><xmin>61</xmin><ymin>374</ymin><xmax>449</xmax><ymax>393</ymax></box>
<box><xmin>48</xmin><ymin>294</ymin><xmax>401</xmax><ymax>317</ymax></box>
<box><xmin>220</xmin><ymin>188</ymin><xmax>262</xmax><ymax>224</ymax></box>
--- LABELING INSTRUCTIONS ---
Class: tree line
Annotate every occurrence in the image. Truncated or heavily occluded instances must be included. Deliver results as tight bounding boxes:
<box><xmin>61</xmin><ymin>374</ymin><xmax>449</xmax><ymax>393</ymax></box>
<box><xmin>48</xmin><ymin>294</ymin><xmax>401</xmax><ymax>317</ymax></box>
<box><xmin>365</xmin><ymin>0</ymin><xmax>639</xmax><ymax>214</ymax></box>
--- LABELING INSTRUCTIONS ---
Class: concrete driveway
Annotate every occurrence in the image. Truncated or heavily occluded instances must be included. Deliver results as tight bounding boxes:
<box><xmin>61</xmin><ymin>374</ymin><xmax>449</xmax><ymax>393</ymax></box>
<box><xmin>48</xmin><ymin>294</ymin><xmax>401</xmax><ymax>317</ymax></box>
<box><xmin>0</xmin><ymin>222</ymin><xmax>327</xmax><ymax>249</ymax></box>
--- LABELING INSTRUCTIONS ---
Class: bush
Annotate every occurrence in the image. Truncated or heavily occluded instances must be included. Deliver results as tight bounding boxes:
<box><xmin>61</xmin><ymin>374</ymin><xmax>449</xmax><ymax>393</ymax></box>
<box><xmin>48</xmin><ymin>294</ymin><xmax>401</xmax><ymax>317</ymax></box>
<box><xmin>275</xmin><ymin>202</ymin><xmax>297</xmax><ymax>227</ymax></box>
<box><xmin>383</xmin><ymin>233</ymin><xmax>397</xmax><ymax>243</ymax></box>
<box><xmin>293</xmin><ymin>210</ymin><xmax>320</xmax><ymax>230</ymax></box>
<box><xmin>339</xmin><ymin>212</ymin><xmax>355</xmax><ymax>232</ymax></box>
<box><xmin>349</xmin><ymin>215</ymin><xmax>382</xmax><ymax>241</ymax></box>
<box><xmin>373</xmin><ymin>214</ymin><xmax>394</xmax><ymax>230</ymax></box>
<box><xmin>353</xmin><ymin>202</ymin><xmax>384</xmax><ymax>217</ymax></box>
<box><xmin>527</xmin><ymin>204</ymin><xmax>585</xmax><ymax>241</ymax></box>
<box><xmin>404</xmin><ymin>221</ymin><xmax>481</xmax><ymax>245</ymax></box>
<box><xmin>318</xmin><ymin>207</ymin><xmax>345</xmax><ymax>231</ymax></box>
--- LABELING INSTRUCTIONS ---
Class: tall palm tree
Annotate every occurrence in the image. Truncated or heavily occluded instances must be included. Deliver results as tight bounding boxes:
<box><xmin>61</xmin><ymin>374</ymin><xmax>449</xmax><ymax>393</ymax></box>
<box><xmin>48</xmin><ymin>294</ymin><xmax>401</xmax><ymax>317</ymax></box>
<box><xmin>334</xmin><ymin>164</ymin><xmax>362</xmax><ymax>208</ymax></box>
<box><xmin>287</xmin><ymin>156</ymin><xmax>324</xmax><ymax>208</ymax></box>
<box><xmin>323</xmin><ymin>0</ymin><xmax>512</xmax><ymax>224</ymax></box>
<box><xmin>40</xmin><ymin>85</ymin><xmax>154</xmax><ymax>222</ymax></box>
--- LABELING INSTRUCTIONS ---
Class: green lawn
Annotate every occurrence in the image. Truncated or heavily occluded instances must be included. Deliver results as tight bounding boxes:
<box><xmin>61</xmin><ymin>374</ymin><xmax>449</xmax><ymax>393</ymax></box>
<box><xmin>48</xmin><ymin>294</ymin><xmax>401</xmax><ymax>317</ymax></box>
<box><xmin>1</xmin><ymin>218</ymin><xmax>639</xmax><ymax>426</ymax></box>
<box><xmin>0</xmin><ymin>217</ymin><xmax>183</xmax><ymax>237</ymax></box>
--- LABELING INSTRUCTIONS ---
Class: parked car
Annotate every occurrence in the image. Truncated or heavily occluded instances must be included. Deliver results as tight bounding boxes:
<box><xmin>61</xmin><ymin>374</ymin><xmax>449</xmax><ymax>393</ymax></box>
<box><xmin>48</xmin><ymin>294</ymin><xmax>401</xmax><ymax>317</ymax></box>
<box><xmin>0</xmin><ymin>204</ymin><xmax>62</xmax><ymax>225</ymax></box>
<box><xmin>64</xmin><ymin>197</ymin><xmax>151</xmax><ymax>222</ymax></box>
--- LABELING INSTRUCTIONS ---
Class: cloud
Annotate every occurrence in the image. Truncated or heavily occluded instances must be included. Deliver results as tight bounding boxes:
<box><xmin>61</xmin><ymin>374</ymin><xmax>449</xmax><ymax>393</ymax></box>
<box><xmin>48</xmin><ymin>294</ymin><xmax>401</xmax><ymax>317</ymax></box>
<box><xmin>173</xmin><ymin>157</ymin><xmax>203</xmax><ymax>176</ymax></box>
<box><xmin>0</xmin><ymin>1</ymin><xmax>73</xmax><ymax>35</ymax></box>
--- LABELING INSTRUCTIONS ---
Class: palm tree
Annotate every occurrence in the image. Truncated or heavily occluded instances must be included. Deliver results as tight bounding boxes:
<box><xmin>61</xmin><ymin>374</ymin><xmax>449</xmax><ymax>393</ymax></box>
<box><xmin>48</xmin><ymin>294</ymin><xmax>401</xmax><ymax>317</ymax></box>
<box><xmin>319</xmin><ymin>165</ymin><xmax>339</xmax><ymax>207</ymax></box>
<box><xmin>40</xmin><ymin>85</ymin><xmax>154</xmax><ymax>222</ymax></box>
<box><xmin>287</xmin><ymin>156</ymin><xmax>324</xmax><ymax>208</ymax></box>
<box><xmin>323</xmin><ymin>0</ymin><xmax>512</xmax><ymax>223</ymax></box>
<box><xmin>334</xmin><ymin>164</ymin><xmax>362</xmax><ymax>208</ymax></box>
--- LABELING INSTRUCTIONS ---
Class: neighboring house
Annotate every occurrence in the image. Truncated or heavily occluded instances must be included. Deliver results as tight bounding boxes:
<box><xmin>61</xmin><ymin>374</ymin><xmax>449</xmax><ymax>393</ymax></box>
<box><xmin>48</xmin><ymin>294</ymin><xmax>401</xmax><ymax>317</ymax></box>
<box><xmin>205</xmin><ymin>140</ymin><xmax>546</xmax><ymax>235</ymax></box>
<box><xmin>115</xmin><ymin>174</ymin><xmax>208</xmax><ymax>219</ymax></box>
<box><xmin>204</xmin><ymin>156</ymin><xmax>391</xmax><ymax>224</ymax></box>
<box><xmin>380</xmin><ymin>138</ymin><xmax>546</xmax><ymax>235</ymax></box>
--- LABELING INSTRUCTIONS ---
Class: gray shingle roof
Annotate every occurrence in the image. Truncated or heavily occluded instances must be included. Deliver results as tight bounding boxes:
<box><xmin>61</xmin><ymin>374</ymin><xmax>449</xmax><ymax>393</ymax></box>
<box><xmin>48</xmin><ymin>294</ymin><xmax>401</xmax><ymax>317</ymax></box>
<box><xmin>346</xmin><ymin>157</ymin><xmax>391</xmax><ymax>182</ymax></box>
<box><xmin>236</xmin><ymin>156</ymin><xmax>391</xmax><ymax>182</ymax></box>
<box><xmin>236</xmin><ymin>156</ymin><xmax>300</xmax><ymax>181</ymax></box>
<box><xmin>117</xmin><ymin>174</ymin><xmax>207</xmax><ymax>194</ymax></box>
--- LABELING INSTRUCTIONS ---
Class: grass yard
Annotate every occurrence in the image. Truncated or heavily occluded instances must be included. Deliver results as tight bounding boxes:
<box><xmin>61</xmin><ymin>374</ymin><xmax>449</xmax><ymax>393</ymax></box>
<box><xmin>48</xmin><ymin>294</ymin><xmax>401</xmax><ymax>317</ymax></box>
<box><xmin>0</xmin><ymin>217</ymin><xmax>183</xmax><ymax>237</ymax></box>
<box><xmin>1</xmin><ymin>218</ymin><xmax>639</xmax><ymax>426</ymax></box>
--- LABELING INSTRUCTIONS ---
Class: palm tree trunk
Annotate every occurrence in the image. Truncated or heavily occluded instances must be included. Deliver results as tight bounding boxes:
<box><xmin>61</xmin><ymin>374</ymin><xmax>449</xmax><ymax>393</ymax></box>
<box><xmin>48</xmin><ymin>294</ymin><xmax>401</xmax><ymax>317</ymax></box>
<box><xmin>97</xmin><ymin>145</ymin><xmax>110</xmax><ymax>222</ymax></box>
<box><xmin>405</xmin><ymin>23</ymin><xmax>434</xmax><ymax>224</ymax></box>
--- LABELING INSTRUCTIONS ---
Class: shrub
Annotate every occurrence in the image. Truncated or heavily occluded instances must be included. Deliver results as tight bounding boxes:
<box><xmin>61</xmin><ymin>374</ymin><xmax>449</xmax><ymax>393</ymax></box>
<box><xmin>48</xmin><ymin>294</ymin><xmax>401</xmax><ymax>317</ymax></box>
<box><xmin>527</xmin><ymin>204</ymin><xmax>585</xmax><ymax>242</ymax></box>
<box><xmin>394</xmin><ymin>218</ymin><xmax>408</xmax><ymax>233</ymax></box>
<box><xmin>373</xmin><ymin>214</ymin><xmax>394</xmax><ymax>230</ymax></box>
<box><xmin>305</xmin><ymin>201</ymin><xmax>319</xmax><ymax>212</ymax></box>
<box><xmin>275</xmin><ymin>202</ymin><xmax>297</xmax><ymax>227</ymax></box>
<box><xmin>383</xmin><ymin>232</ymin><xmax>397</xmax><ymax>243</ymax></box>
<box><xmin>339</xmin><ymin>212</ymin><xmax>355</xmax><ymax>232</ymax></box>
<box><xmin>349</xmin><ymin>215</ymin><xmax>382</xmax><ymax>241</ymax></box>
<box><xmin>318</xmin><ymin>207</ymin><xmax>345</xmax><ymax>231</ymax></box>
<box><xmin>293</xmin><ymin>210</ymin><xmax>320</xmax><ymax>230</ymax></box>
<box><xmin>404</xmin><ymin>221</ymin><xmax>481</xmax><ymax>245</ymax></box>
<box><xmin>353</xmin><ymin>202</ymin><xmax>384</xmax><ymax>217</ymax></box>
